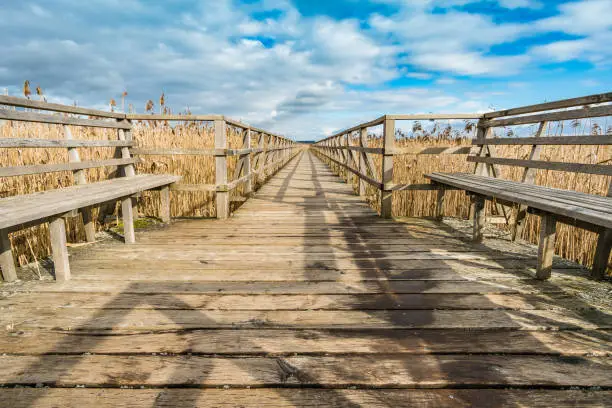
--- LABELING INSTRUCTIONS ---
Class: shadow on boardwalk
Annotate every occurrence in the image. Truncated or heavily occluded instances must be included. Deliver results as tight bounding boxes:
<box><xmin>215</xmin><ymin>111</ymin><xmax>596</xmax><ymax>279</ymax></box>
<box><xmin>1</xmin><ymin>151</ymin><xmax>611</xmax><ymax>407</ymax></box>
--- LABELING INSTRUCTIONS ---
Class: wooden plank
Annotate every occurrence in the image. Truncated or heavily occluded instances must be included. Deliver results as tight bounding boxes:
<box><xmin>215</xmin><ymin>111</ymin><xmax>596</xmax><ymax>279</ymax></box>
<box><xmin>0</xmin><ymin>158</ymin><xmax>137</xmax><ymax>178</ymax></box>
<box><xmin>49</xmin><ymin>217</ymin><xmax>70</xmax><ymax>282</ymax></box>
<box><xmin>474</xmin><ymin>135</ymin><xmax>612</xmax><ymax>146</ymax></box>
<box><xmin>0</xmin><ymin>389</ymin><xmax>609</xmax><ymax>408</ymax></box>
<box><xmin>388</xmin><ymin>113</ymin><xmax>483</xmax><ymax>120</ymax></box>
<box><xmin>128</xmin><ymin>114</ymin><xmax>223</xmax><ymax>121</ymax></box>
<box><xmin>0</xmin><ymin>95</ymin><xmax>125</xmax><ymax>118</ymax></box>
<box><xmin>0</xmin><ymin>138</ymin><xmax>133</xmax><ymax>148</ymax></box>
<box><xmin>0</xmin><ymin>108</ymin><xmax>131</xmax><ymax>129</ymax></box>
<box><xmin>170</xmin><ymin>183</ymin><xmax>217</xmax><ymax>192</ymax></box>
<box><xmin>14</xmin><ymin>279</ymin><xmax>574</xmax><ymax>295</ymax></box>
<box><xmin>0</xmin><ymin>229</ymin><xmax>17</xmax><ymax>282</ymax></box>
<box><xmin>130</xmin><ymin>147</ymin><xmax>219</xmax><ymax>156</ymax></box>
<box><xmin>390</xmin><ymin>146</ymin><xmax>473</xmax><ymax>155</ymax></box>
<box><xmin>1</xmin><ymin>329</ymin><xmax>609</xmax><ymax>356</ymax></box>
<box><xmin>467</xmin><ymin>156</ymin><xmax>612</xmax><ymax>176</ymax></box>
<box><xmin>0</xmin><ymin>355</ymin><xmax>609</xmax><ymax>387</ymax></box>
<box><xmin>482</xmin><ymin>104</ymin><xmax>612</xmax><ymax>127</ymax></box>
<box><xmin>483</xmin><ymin>92</ymin><xmax>612</xmax><ymax>119</ymax></box>
<box><xmin>1</xmin><ymin>292</ymin><xmax>603</xmax><ymax>312</ymax></box>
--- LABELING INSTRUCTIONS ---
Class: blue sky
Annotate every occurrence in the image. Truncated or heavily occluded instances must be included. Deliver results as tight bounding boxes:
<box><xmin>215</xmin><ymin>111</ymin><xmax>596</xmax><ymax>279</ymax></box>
<box><xmin>0</xmin><ymin>0</ymin><xmax>610</xmax><ymax>140</ymax></box>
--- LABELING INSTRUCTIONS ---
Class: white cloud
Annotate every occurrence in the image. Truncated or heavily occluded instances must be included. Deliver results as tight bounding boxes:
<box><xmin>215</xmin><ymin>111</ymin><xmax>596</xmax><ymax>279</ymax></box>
<box><xmin>0</xmin><ymin>0</ymin><xmax>608</xmax><ymax>140</ymax></box>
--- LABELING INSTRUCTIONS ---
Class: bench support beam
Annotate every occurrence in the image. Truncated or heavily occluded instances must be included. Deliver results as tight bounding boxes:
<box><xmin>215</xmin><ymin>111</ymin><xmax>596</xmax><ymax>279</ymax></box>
<box><xmin>49</xmin><ymin>217</ymin><xmax>70</xmax><ymax>282</ymax></box>
<box><xmin>435</xmin><ymin>187</ymin><xmax>445</xmax><ymax>221</ymax></box>
<box><xmin>160</xmin><ymin>186</ymin><xmax>171</xmax><ymax>224</ymax></box>
<box><xmin>121</xmin><ymin>197</ymin><xmax>136</xmax><ymax>244</ymax></box>
<box><xmin>82</xmin><ymin>207</ymin><xmax>96</xmax><ymax>243</ymax></box>
<box><xmin>472</xmin><ymin>195</ymin><xmax>485</xmax><ymax>242</ymax></box>
<box><xmin>0</xmin><ymin>229</ymin><xmax>17</xmax><ymax>282</ymax></box>
<box><xmin>536</xmin><ymin>214</ymin><xmax>557</xmax><ymax>280</ymax></box>
<box><xmin>592</xmin><ymin>228</ymin><xmax>611</xmax><ymax>280</ymax></box>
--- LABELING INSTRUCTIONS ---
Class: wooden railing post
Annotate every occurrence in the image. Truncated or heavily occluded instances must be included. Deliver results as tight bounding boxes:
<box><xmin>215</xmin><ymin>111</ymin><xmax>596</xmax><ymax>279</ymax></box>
<box><xmin>358</xmin><ymin>128</ymin><xmax>367</xmax><ymax>197</ymax></box>
<box><xmin>215</xmin><ymin>119</ymin><xmax>229</xmax><ymax>219</ymax></box>
<box><xmin>64</xmin><ymin>125</ymin><xmax>96</xmax><ymax>242</ymax></box>
<box><xmin>511</xmin><ymin>121</ymin><xmax>547</xmax><ymax>241</ymax></box>
<box><xmin>245</xmin><ymin>128</ymin><xmax>252</xmax><ymax>195</ymax></box>
<box><xmin>380</xmin><ymin>117</ymin><xmax>395</xmax><ymax>218</ymax></box>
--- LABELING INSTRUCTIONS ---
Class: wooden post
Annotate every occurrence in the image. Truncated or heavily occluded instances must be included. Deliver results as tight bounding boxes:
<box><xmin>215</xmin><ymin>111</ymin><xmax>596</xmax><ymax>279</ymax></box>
<box><xmin>64</xmin><ymin>125</ymin><xmax>96</xmax><ymax>242</ymax></box>
<box><xmin>118</xmin><ymin>123</ymin><xmax>139</xmax><ymax>221</ymax></box>
<box><xmin>245</xmin><ymin>128</ymin><xmax>253</xmax><ymax>194</ymax></box>
<box><xmin>160</xmin><ymin>186</ymin><xmax>171</xmax><ymax>224</ymax></box>
<box><xmin>49</xmin><ymin>217</ymin><xmax>70</xmax><ymax>282</ymax></box>
<box><xmin>536</xmin><ymin>213</ymin><xmax>557</xmax><ymax>280</ymax></box>
<box><xmin>358</xmin><ymin>127</ymin><xmax>367</xmax><ymax>197</ymax></box>
<box><xmin>512</xmin><ymin>121</ymin><xmax>547</xmax><ymax>241</ymax></box>
<box><xmin>0</xmin><ymin>229</ymin><xmax>17</xmax><ymax>282</ymax></box>
<box><xmin>215</xmin><ymin>119</ymin><xmax>229</xmax><ymax>219</ymax></box>
<box><xmin>122</xmin><ymin>197</ymin><xmax>136</xmax><ymax>244</ymax></box>
<box><xmin>592</xmin><ymin>228</ymin><xmax>612</xmax><ymax>280</ymax></box>
<box><xmin>592</xmin><ymin>181</ymin><xmax>612</xmax><ymax>279</ymax></box>
<box><xmin>380</xmin><ymin>117</ymin><xmax>395</xmax><ymax>218</ymax></box>
<box><xmin>472</xmin><ymin>195</ymin><xmax>485</xmax><ymax>242</ymax></box>
<box><xmin>435</xmin><ymin>186</ymin><xmax>445</xmax><ymax>221</ymax></box>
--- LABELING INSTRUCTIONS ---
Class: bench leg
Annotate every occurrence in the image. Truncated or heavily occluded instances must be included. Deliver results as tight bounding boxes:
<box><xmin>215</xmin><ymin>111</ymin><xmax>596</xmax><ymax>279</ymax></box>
<box><xmin>49</xmin><ymin>217</ymin><xmax>70</xmax><ymax>282</ymax></box>
<box><xmin>592</xmin><ymin>228</ymin><xmax>611</xmax><ymax>280</ymax></box>
<box><xmin>536</xmin><ymin>214</ymin><xmax>557</xmax><ymax>280</ymax></box>
<box><xmin>81</xmin><ymin>207</ymin><xmax>96</xmax><ymax>243</ymax></box>
<box><xmin>0</xmin><ymin>229</ymin><xmax>17</xmax><ymax>282</ymax></box>
<box><xmin>472</xmin><ymin>195</ymin><xmax>485</xmax><ymax>243</ymax></box>
<box><xmin>132</xmin><ymin>195</ymin><xmax>139</xmax><ymax>221</ymax></box>
<box><xmin>122</xmin><ymin>197</ymin><xmax>136</xmax><ymax>244</ymax></box>
<box><xmin>435</xmin><ymin>187</ymin><xmax>445</xmax><ymax>221</ymax></box>
<box><xmin>160</xmin><ymin>186</ymin><xmax>171</xmax><ymax>224</ymax></box>
<box><xmin>511</xmin><ymin>204</ymin><xmax>528</xmax><ymax>242</ymax></box>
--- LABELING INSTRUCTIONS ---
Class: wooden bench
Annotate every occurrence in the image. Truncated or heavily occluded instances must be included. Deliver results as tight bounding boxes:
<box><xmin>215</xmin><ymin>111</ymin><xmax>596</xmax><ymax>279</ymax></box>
<box><xmin>425</xmin><ymin>93</ymin><xmax>612</xmax><ymax>280</ymax></box>
<box><xmin>0</xmin><ymin>96</ymin><xmax>181</xmax><ymax>282</ymax></box>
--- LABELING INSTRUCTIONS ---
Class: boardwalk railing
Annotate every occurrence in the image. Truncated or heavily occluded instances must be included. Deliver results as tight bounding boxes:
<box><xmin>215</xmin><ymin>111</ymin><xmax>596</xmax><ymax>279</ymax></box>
<box><xmin>311</xmin><ymin>113</ymin><xmax>482</xmax><ymax>218</ymax></box>
<box><xmin>0</xmin><ymin>96</ymin><xmax>301</xmax><ymax>221</ymax></box>
<box><xmin>127</xmin><ymin>114</ymin><xmax>301</xmax><ymax>219</ymax></box>
<box><xmin>313</xmin><ymin>92</ymin><xmax>612</xmax><ymax>274</ymax></box>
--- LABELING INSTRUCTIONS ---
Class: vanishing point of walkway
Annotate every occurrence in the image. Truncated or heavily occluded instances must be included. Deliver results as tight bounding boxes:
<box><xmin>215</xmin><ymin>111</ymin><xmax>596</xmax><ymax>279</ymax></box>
<box><xmin>0</xmin><ymin>151</ymin><xmax>611</xmax><ymax>406</ymax></box>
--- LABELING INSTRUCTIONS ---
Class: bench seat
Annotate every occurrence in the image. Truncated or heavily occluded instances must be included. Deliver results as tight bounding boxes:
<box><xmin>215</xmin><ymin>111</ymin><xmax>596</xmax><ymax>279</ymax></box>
<box><xmin>0</xmin><ymin>174</ymin><xmax>180</xmax><ymax>230</ymax></box>
<box><xmin>425</xmin><ymin>172</ymin><xmax>612</xmax><ymax>280</ymax></box>
<box><xmin>0</xmin><ymin>174</ymin><xmax>180</xmax><ymax>282</ymax></box>
<box><xmin>426</xmin><ymin>173</ymin><xmax>612</xmax><ymax>229</ymax></box>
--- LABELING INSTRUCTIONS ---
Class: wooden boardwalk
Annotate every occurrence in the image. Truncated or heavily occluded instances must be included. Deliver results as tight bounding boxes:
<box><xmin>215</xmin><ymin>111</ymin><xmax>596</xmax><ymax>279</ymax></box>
<box><xmin>1</xmin><ymin>151</ymin><xmax>611</xmax><ymax>407</ymax></box>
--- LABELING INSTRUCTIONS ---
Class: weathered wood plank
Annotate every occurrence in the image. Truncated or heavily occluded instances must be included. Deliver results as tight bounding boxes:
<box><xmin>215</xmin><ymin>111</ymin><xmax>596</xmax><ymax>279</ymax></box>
<box><xmin>0</xmin><ymin>355</ymin><xmax>610</xmax><ymax>387</ymax></box>
<box><xmin>1</xmin><ymin>329</ymin><xmax>609</xmax><ymax>355</ymax></box>
<box><xmin>0</xmin><ymin>108</ymin><xmax>131</xmax><ymax>128</ymax></box>
<box><xmin>0</xmin><ymin>138</ymin><xmax>133</xmax><ymax>148</ymax></box>
<box><xmin>1</xmin><ymin>389</ymin><xmax>609</xmax><ymax>408</ymax></box>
